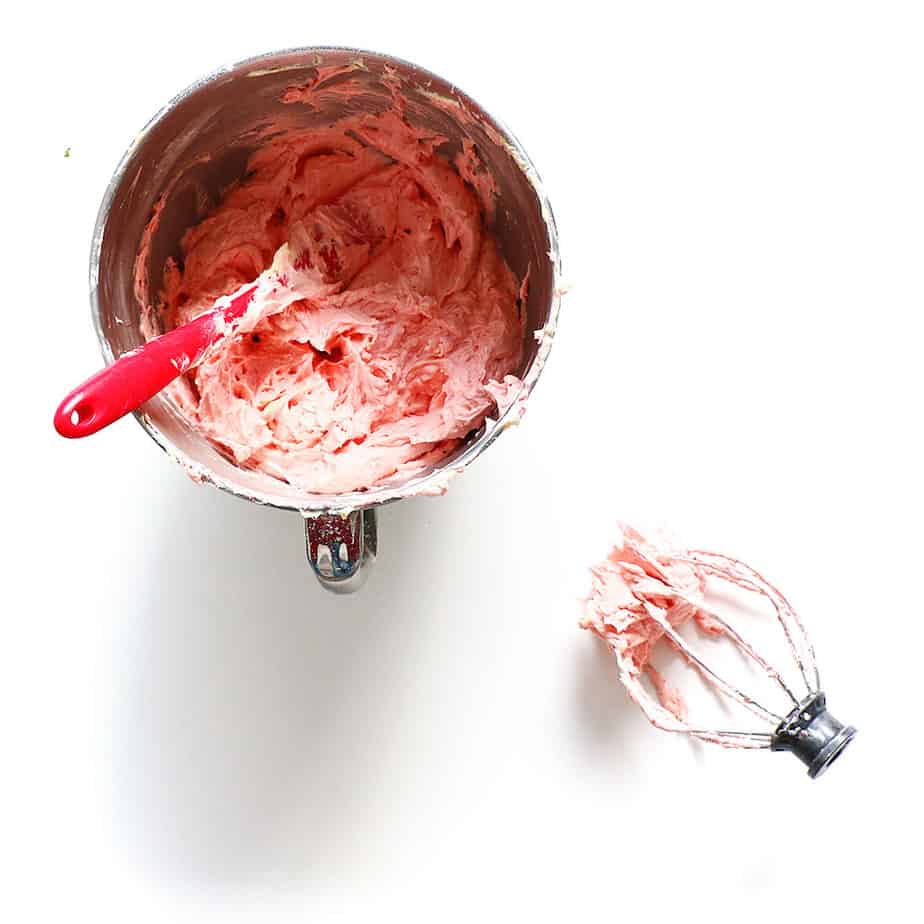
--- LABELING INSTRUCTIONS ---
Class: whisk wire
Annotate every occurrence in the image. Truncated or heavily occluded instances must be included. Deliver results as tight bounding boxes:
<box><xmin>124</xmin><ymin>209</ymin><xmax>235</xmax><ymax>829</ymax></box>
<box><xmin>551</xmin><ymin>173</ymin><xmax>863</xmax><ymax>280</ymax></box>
<box><xmin>685</xmin><ymin>551</ymin><xmax>821</xmax><ymax>694</ymax></box>
<box><xmin>681</xmin><ymin>598</ymin><xmax>802</xmax><ymax>707</ymax></box>
<box><xmin>642</xmin><ymin>601</ymin><xmax>784</xmax><ymax>724</ymax></box>
<box><xmin>687</xmin><ymin>729</ymin><xmax>772</xmax><ymax>747</ymax></box>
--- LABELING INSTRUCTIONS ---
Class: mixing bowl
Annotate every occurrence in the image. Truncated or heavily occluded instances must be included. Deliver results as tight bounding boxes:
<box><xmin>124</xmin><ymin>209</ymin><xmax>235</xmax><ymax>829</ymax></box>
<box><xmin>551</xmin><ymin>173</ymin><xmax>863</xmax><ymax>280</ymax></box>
<box><xmin>91</xmin><ymin>46</ymin><xmax>560</xmax><ymax>591</ymax></box>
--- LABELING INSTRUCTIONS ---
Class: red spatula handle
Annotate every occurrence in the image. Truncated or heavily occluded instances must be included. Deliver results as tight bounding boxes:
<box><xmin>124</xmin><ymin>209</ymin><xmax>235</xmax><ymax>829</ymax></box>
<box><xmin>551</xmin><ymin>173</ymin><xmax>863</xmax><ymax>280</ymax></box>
<box><xmin>55</xmin><ymin>286</ymin><xmax>255</xmax><ymax>438</ymax></box>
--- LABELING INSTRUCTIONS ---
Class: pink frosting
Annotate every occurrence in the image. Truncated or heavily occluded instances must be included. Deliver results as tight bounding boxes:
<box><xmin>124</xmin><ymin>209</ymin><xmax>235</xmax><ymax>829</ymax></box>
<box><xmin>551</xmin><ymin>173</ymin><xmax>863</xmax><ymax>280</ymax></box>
<box><xmin>140</xmin><ymin>109</ymin><xmax>524</xmax><ymax>494</ymax></box>
<box><xmin>581</xmin><ymin>526</ymin><xmax>715</xmax><ymax>724</ymax></box>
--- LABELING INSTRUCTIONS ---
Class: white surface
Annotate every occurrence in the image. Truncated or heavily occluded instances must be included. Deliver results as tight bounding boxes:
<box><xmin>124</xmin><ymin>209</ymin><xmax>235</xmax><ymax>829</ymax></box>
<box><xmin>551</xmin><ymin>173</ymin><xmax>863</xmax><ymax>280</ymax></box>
<box><xmin>5</xmin><ymin>2</ymin><xmax>922</xmax><ymax>920</ymax></box>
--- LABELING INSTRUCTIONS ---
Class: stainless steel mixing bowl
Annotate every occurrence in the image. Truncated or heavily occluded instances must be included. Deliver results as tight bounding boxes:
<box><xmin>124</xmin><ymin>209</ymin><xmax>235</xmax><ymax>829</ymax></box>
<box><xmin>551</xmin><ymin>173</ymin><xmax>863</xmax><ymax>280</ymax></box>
<box><xmin>90</xmin><ymin>46</ymin><xmax>560</xmax><ymax>591</ymax></box>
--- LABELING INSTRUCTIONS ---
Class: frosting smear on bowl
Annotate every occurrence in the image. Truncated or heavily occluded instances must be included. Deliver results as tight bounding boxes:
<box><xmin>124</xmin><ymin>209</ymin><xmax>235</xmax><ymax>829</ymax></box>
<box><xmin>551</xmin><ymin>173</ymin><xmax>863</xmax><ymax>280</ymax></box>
<box><xmin>138</xmin><ymin>108</ymin><xmax>524</xmax><ymax>494</ymax></box>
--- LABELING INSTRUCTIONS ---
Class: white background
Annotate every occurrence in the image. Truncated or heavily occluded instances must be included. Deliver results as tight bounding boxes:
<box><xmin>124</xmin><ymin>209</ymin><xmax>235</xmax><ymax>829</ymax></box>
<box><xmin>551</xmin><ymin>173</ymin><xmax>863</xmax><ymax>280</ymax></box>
<box><xmin>4</xmin><ymin>1</ymin><xmax>921</xmax><ymax>920</ymax></box>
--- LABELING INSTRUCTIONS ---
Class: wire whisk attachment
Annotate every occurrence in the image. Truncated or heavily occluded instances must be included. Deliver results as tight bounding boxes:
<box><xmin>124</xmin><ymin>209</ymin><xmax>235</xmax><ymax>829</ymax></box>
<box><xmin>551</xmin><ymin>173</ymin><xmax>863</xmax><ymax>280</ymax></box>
<box><xmin>581</xmin><ymin>525</ymin><xmax>856</xmax><ymax>778</ymax></box>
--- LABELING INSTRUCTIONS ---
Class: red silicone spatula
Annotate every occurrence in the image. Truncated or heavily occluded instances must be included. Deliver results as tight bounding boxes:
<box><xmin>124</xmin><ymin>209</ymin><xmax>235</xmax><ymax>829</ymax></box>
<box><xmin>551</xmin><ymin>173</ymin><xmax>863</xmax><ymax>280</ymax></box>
<box><xmin>54</xmin><ymin>284</ymin><xmax>257</xmax><ymax>438</ymax></box>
